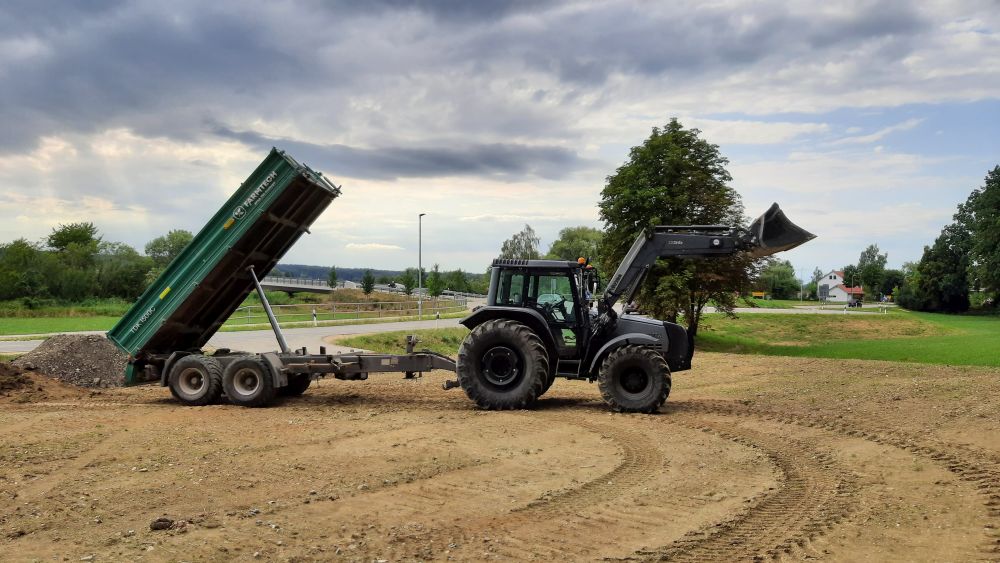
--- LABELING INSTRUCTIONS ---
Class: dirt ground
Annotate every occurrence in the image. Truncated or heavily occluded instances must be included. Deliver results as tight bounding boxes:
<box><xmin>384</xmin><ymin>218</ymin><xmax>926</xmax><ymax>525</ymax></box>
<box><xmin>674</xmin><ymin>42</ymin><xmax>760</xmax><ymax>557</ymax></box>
<box><xmin>3</xmin><ymin>352</ymin><xmax>1000</xmax><ymax>562</ymax></box>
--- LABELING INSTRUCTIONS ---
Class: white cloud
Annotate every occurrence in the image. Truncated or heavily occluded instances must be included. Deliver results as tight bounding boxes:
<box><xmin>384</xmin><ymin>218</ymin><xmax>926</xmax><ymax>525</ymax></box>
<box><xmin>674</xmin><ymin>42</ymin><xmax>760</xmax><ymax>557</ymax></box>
<box><xmin>830</xmin><ymin>118</ymin><xmax>924</xmax><ymax>145</ymax></box>
<box><xmin>345</xmin><ymin>243</ymin><xmax>404</xmax><ymax>251</ymax></box>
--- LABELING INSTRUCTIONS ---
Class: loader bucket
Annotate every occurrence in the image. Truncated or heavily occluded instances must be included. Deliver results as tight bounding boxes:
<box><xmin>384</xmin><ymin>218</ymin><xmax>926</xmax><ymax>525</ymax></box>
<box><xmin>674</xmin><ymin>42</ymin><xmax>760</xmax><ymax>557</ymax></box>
<box><xmin>743</xmin><ymin>203</ymin><xmax>816</xmax><ymax>257</ymax></box>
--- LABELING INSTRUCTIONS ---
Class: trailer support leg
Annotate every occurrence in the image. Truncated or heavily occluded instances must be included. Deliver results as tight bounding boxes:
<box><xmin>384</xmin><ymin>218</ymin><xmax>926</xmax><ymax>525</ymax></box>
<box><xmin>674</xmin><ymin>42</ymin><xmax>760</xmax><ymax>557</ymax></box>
<box><xmin>248</xmin><ymin>265</ymin><xmax>290</xmax><ymax>354</ymax></box>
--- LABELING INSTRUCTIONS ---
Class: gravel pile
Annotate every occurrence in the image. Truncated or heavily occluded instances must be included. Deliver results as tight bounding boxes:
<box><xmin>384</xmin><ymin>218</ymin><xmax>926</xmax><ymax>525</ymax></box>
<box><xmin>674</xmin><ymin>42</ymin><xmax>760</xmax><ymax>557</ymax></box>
<box><xmin>0</xmin><ymin>362</ymin><xmax>31</xmax><ymax>393</ymax></box>
<box><xmin>13</xmin><ymin>334</ymin><xmax>128</xmax><ymax>388</ymax></box>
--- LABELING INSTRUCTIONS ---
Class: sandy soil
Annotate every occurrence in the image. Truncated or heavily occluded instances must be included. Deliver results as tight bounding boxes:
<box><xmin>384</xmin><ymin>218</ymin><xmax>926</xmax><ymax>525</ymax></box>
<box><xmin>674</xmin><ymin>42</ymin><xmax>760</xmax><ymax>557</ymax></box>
<box><xmin>2</xmin><ymin>352</ymin><xmax>1000</xmax><ymax>562</ymax></box>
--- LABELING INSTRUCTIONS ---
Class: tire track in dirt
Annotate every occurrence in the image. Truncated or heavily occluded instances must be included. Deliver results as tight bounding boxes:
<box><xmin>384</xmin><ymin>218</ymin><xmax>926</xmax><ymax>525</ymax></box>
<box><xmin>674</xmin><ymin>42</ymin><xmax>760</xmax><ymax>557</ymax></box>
<box><xmin>486</xmin><ymin>412</ymin><xmax>773</xmax><ymax>561</ymax></box>
<box><xmin>634</xmin><ymin>411</ymin><xmax>858</xmax><ymax>562</ymax></box>
<box><xmin>675</xmin><ymin>399</ymin><xmax>1000</xmax><ymax>560</ymax></box>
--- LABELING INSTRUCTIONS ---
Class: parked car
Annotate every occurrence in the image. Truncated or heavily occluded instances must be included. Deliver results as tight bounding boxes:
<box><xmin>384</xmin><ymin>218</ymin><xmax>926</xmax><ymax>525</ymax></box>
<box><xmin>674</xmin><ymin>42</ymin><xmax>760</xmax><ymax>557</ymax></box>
<box><xmin>848</xmin><ymin>299</ymin><xmax>863</xmax><ymax>308</ymax></box>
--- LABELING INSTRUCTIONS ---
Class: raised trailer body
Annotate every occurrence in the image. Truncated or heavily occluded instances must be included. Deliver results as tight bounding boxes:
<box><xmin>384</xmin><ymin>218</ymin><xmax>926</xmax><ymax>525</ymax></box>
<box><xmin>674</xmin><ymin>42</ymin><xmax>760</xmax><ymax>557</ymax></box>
<box><xmin>107</xmin><ymin>149</ymin><xmax>457</xmax><ymax>407</ymax></box>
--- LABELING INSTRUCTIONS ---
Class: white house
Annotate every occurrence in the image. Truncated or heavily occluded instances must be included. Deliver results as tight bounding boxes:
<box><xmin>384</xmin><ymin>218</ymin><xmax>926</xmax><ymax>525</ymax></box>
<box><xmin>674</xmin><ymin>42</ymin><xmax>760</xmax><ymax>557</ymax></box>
<box><xmin>818</xmin><ymin>270</ymin><xmax>864</xmax><ymax>302</ymax></box>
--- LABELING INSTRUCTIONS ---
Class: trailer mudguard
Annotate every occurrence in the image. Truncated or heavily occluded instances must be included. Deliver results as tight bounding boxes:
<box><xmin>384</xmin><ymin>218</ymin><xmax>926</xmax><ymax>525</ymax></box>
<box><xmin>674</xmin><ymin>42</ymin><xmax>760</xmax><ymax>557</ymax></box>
<box><xmin>586</xmin><ymin>333</ymin><xmax>660</xmax><ymax>376</ymax></box>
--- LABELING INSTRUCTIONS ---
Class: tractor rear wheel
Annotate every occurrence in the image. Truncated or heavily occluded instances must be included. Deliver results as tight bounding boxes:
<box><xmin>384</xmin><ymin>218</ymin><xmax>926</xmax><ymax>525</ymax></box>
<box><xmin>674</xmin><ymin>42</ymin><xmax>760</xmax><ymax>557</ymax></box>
<box><xmin>280</xmin><ymin>373</ymin><xmax>311</xmax><ymax>396</ymax></box>
<box><xmin>168</xmin><ymin>355</ymin><xmax>223</xmax><ymax>406</ymax></box>
<box><xmin>598</xmin><ymin>345</ymin><xmax>670</xmax><ymax>413</ymax></box>
<box><xmin>457</xmin><ymin>319</ymin><xmax>549</xmax><ymax>410</ymax></box>
<box><xmin>222</xmin><ymin>356</ymin><xmax>277</xmax><ymax>408</ymax></box>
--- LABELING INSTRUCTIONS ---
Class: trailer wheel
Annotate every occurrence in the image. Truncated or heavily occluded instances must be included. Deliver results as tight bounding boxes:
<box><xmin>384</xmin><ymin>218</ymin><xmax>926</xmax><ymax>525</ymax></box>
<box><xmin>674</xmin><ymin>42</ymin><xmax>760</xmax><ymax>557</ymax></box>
<box><xmin>598</xmin><ymin>345</ymin><xmax>670</xmax><ymax>413</ymax></box>
<box><xmin>168</xmin><ymin>355</ymin><xmax>223</xmax><ymax>406</ymax></box>
<box><xmin>222</xmin><ymin>357</ymin><xmax>277</xmax><ymax>408</ymax></box>
<box><xmin>457</xmin><ymin>319</ymin><xmax>548</xmax><ymax>410</ymax></box>
<box><xmin>280</xmin><ymin>373</ymin><xmax>311</xmax><ymax>397</ymax></box>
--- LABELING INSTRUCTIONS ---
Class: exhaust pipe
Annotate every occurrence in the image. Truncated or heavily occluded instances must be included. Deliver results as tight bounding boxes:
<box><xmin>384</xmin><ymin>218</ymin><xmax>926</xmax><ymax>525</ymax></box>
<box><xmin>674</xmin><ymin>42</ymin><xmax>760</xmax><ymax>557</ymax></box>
<box><xmin>743</xmin><ymin>203</ymin><xmax>816</xmax><ymax>257</ymax></box>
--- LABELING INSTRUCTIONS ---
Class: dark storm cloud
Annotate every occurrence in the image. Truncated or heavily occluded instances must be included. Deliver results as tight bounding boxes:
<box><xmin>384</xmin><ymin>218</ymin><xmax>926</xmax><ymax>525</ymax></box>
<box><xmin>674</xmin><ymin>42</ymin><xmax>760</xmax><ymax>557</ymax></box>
<box><xmin>212</xmin><ymin>125</ymin><xmax>584</xmax><ymax>181</ymax></box>
<box><xmin>0</xmin><ymin>0</ymin><xmax>935</xmax><ymax>164</ymax></box>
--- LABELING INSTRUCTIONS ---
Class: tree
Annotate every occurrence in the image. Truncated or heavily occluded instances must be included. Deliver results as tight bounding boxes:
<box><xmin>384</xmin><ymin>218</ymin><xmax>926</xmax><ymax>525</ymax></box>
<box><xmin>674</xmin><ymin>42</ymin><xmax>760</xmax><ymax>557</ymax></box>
<box><xmin>599</xmin><ymin>118</ymin><xmax>755</xmax><ymax>361</ymax></box>
<box><xmin>757</xmin><ymin>259</ymin><xmax>800</xmax><ymax>299</ymax></box>
<box><xmin>499</xmin><ymin>224</ymin><xmax>540</xmax><ymax>260</ymax></box>
<box><xmin>857</xmin><ymin>244</ymin><xmax>888</xmax><ymax>299</ymax></box>
<box><xmin>95</xmin><ymin>242</ymin><xmax>153</xmax><ymax>300</ymax></box>
<box><xmin>328</xmin><ymin>266</ymin><xmax>339</xmax><ymax>288</ymax></box>
<box><xmin>445</xmin><ymin>269</ymin><xmax>469</xmax><ymax>293</ymax></box>
<box><xmin>361</xmin><ymin>269</ymin><xmax>376</xmax><ymax>295</ymax></box>
<box><xmin>897</xmin><ymin>224</ymin><xmax>970</xmax><ymax>312</ymax></box>
<box><xmin>145</xmin><ymin>230</ymin><xmax>193</xmax><ymax>267</ymax></box>
<box><xmin>399</xmin><ymin>268</ymin><xmax>417</xmax><ymax>295</ymax></box>
<box><xmin>956</xmin><ymin>166</ymin><xmax>1000</xmax><ymax>299</ymax></box>
<box><xmin>427</xmin><ymin>264</ymin><xmax>445</xmax><ymax>297</ymax></box>
<box><xmin>880</xmin><ymin>268</ymin><xmax>905</xmax><ymax>297</ymax></box>
<box><xmin>47</xmin><ymin>222</ymin><xmax>100</xmax><ymax>252</ymax></box>
<box><xmin>842</xmin><ymin>264</ymin><xmax>860</xmax><ymax>288</ymax></box>
<box><xmin>546</xmin><ymin>226</ymin><xmax>603</xmax><ymax>265</ymax></box>
<box><xmin>376</xmin><ymin>275</ymin><xmax>392</xmax><ymax>285</ymax></box>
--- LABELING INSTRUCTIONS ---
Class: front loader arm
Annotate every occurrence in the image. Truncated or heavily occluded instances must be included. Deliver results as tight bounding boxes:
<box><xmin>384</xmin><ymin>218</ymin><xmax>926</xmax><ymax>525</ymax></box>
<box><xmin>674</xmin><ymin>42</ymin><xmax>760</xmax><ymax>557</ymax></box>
<box><xmin>602</xmin><ymin>203</ymin><xmax>815</xmax><ymax>310</ymax></box>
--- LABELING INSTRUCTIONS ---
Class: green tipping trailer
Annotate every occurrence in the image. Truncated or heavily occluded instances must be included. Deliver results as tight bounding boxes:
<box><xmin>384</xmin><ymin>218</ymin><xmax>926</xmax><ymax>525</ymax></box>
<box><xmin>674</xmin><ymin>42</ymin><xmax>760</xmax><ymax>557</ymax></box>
<box><xmin>108</xmin><ymin>148</ymin><xmax>340</xmax><ymax>385</ymax></box>
<box><xmin>107</xmin><ymin>148</ymin><xmax>456</xmax><ymax>408</ymax></box>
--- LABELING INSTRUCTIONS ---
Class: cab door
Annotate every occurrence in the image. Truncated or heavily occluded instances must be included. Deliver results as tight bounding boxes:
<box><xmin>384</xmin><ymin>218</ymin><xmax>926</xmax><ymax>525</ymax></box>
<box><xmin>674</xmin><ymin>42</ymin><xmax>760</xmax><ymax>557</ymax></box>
<box><xmin>526</xmin><ymin>271</ymin><xmax>581</xmax><ymax>359</ymax></box>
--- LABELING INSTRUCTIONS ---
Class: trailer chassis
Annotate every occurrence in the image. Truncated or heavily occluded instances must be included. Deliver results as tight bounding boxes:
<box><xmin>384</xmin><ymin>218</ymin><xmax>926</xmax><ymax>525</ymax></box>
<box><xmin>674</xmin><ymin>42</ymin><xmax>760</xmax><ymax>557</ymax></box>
<box><xmin>152</xmin><ymin>266</ymin><xmax>459</xmax><ymax>407</ymax></box>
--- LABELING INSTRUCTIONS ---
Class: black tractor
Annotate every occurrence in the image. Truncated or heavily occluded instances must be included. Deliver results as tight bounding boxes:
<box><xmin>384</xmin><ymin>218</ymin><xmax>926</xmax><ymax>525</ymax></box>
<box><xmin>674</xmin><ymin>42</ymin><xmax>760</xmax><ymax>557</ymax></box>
<box><xmin>451</xmin><ymin>204</ymin><xmax>815</xmax><ymax>413</ymax></box>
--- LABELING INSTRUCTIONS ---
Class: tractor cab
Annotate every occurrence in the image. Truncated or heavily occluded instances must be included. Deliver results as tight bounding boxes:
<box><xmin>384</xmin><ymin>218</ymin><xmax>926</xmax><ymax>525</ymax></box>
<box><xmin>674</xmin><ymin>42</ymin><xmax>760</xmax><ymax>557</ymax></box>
<box><xmin>489</xmin><ymin>259</ymin><xmax>591</xmax><ymax>361</ymax></box>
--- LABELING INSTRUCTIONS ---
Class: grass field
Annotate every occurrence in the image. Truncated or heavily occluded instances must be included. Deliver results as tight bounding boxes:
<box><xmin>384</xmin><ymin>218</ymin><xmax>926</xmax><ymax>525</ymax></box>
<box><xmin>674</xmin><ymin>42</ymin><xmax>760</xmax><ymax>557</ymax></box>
<box><xmin>700</xmin><ymin>310</ymin><xmax>1000</xmax><ymax>366</ymax></box>
<box><xmin>0</xmin><ymin>316</ymin><xmax>120</xmax><ymax>335</ymax></box>
<box><xmin>338</xmin><ymin>328</ymin><xmax>469</xmax><ymax>356</ymax></box>
<box><xmin>342</xmin><ymin>310</ymin><xmax>1000</xmax><ymax>368</ymax></box>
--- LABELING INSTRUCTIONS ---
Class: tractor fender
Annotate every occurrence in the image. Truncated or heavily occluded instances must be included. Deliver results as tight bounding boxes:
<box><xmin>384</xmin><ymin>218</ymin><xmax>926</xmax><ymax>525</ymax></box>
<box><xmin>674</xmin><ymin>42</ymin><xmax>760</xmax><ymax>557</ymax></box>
<box><xmin>461</xmin><ymin>306</ymin><xmax>559</xmax><ymax>367</ymax></box>
<box><xmin>160</xmin><ymin>351</ymin><xmax>193</xmax><ymax>387</ymax></box>
<box><xmin>587</xmin><ymin>333</ymin><xmax>660</xmax><ymax>376</ymax></box>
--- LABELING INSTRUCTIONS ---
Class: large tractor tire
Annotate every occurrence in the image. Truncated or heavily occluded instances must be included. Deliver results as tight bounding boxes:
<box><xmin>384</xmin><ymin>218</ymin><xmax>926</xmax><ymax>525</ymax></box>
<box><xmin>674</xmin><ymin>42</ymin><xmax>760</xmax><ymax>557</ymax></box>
<box><xmin>457</xmin><ymin>319</ymin><xmax>549</xmax><ymax>410</ymax></box>
<box><xmin>598</xmin><ymin>345</ymin><xmax>671</xmax><ymax>413</ymax></box>
<box><xmin>168</xmin><ymin>355</ymin><xmax>224</xmax><ymax>406</ymax></box>
<box><xmin>539</xmin><ymin>370</ymin><xmax>556</xmax><ymax>397</ymax></box>
<box><xmin>222</xmin><ymin>356</ymin><xmax>277</xmax><ymax>408</ymax></box>
<box><xmin>279</xmin><ymin>373</ymin><xmax>311</xmax><ymax>397</ymax></box>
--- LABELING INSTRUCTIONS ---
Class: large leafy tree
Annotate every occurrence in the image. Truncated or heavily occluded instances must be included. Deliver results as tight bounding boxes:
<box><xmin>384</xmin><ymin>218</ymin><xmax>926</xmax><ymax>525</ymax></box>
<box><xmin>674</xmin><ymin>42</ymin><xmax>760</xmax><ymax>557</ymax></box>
<box><xmin>546</xmin><ymin>226</ymin><xmax>603</xmax><ymax>265</ymax></box>
<box><xmin>956</xmin><ymin>166</ymin><xmax>1000</xmax><ymax>299</ymax></box>
<box><xmin>145</xmin><ymin>229</ymin><xmax>193</xmax><ymax>267</ymax></box>
<box><xmin>599</xmin><ymin>118</ymin><xmax>756</xmax><ymax>358</ymax></box>
<box><xmin>899</xmin><ymin>224</ymin><xmax>970</xmax><ymax>312</ymax></box>
<box><xmin>328</xmin><ymin>266</ymin><xmax>338</xmax><ymax>288</ymax></box>
<box><xmin>445</xmin><ymin>268</ymin><xmax>469</xmax><ymax>293</ymax></box>
<box><xmin>857</xmin><ymin>244</ymin><xmax>888</xmax><ymax>298</ymax></box>
<box><xmin>47</xmin><ymin>222</ymin><xmax>100</xmax><ymax>252</ymax></box>
<box><xmin>499</xmin><ymin>224</ymin><xmax>541</xmax><ymax>260</ymax></box>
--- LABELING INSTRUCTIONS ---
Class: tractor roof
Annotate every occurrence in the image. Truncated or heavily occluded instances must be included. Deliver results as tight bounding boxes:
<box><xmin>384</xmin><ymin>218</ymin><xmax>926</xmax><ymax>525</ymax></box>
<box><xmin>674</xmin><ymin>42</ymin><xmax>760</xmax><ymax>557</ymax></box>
<box><xmin>491</xmin><ymin>258</ymin><xmax>582</xmax><ymax>270</ymax></box>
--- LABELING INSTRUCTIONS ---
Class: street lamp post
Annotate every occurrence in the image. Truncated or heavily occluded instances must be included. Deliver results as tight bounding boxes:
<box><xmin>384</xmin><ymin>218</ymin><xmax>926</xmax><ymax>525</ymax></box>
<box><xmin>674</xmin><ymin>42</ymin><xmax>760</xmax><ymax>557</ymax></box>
<box><xmin>418</xmin><ymin>213</ymin><xmax>426</xmax><ymax>319</ymax></box>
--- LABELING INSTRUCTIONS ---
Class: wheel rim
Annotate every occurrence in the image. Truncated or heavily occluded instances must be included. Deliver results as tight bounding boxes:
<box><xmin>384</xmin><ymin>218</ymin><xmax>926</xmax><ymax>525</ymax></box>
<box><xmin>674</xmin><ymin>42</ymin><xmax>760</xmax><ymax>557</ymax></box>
<box><xmin>232</xmin><ymin>368</ymin><xmax>261</xmax><ymax>397</ymax></box>
<box><xmin>178</xmin><ymin>367</ymin><xmax>206</xmax><ymax>396</ymax></box>
<box><xmin>481</xmin><ymin>346</ymin><xmax>521</xmax><ymax>387</ymax></box>
<box><xmin>617</xmin><ymin>367</ymin><xmax>652</xmax><ymax>399</ymax></box>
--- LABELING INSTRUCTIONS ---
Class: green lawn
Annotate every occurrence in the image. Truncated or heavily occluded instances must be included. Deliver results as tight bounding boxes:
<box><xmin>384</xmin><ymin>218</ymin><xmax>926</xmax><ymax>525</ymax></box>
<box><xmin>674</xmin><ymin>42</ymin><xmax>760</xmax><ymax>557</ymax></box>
<box><xmin>0</xmin><ymin>316</ymin><xmax>120</xmax><ymax>335</ymax></box>
<box><xmin>699</xmin><ymin>310</ymin><xmax>1000</xmax><ymax>367</ymax></box>
<box><xmin>338</xmin><ymin>328</ymin><xmax>469</xmax><ymax>356</ymax></box>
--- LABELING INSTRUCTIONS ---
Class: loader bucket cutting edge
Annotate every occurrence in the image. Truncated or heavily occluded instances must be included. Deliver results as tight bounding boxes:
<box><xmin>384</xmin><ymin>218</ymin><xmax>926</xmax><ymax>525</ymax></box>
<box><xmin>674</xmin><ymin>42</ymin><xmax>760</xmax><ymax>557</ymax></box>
<box><xmin>744</xmin><ymin>203</ymin><xmax>816</xmax><ymax>257</ymax></box>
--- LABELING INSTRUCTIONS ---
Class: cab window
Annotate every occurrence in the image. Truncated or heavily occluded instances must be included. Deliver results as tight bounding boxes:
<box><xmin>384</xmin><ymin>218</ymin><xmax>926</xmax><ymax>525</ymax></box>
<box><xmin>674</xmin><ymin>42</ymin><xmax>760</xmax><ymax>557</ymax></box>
<box><xmin>497</xmin><ymin>272</ymin><xmax>525</xmax><ymax>306</ymax></box>
<box><xmin>527</xmin><ymin>273</ymin><xmax>577</xmax><ymax>325</ymax></box>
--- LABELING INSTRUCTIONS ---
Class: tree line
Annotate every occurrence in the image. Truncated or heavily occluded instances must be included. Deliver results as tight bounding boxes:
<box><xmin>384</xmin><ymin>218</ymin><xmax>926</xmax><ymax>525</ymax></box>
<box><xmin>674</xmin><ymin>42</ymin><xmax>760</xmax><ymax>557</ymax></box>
<box><xmin>0</xmin><ymin>223</ymin><xmax>194</xmax><ymax>306</ymax></box>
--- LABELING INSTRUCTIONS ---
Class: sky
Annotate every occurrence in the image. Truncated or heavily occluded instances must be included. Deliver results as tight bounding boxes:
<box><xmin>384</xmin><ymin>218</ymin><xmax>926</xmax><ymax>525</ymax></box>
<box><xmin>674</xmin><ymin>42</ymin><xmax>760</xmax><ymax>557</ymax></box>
<box><xmin>1</xmin><ymin>0</ymin><xmax>998</xmax><ymax>280</ymax></box>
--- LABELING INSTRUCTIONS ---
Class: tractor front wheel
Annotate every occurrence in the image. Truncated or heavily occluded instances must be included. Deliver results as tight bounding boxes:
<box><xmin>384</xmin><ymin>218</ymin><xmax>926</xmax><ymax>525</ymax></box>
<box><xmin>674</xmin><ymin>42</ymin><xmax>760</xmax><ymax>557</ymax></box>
<box><xmin>598</xmin><ymin>345</ymin><xmax>671</xmax><ymax>413</ymax></box>
<box><xmin>457</xmin><ymin>319</ymin><xmax>549</xmax><ymax>410</ymax></box>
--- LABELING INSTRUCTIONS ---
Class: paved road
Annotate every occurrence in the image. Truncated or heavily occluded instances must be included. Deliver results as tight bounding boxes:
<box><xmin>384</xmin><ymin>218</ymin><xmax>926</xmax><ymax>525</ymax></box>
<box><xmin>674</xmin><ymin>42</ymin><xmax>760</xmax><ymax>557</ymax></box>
<box><xmin>706</xmin><ymin>305</ymin><xmax>887</xmax><ymax>315</ymax></box>
<box><xmin>0</xmin><ymin>318</ymin><xmax>466</xmax><ymax>355</ymax></box>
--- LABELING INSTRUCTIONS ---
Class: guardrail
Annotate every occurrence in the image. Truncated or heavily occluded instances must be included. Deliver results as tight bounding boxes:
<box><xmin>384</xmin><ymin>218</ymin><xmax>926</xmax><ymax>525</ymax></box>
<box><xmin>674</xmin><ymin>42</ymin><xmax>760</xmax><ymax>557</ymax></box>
<box><xmin>261</xmin><ymin>276</ymin><xmax>331</xmax><ymax>287</ymax></box>
<box><xmin>224</xmin><ymin>297</ymin><xmax>469</xmax><ymax>326</ymax></box>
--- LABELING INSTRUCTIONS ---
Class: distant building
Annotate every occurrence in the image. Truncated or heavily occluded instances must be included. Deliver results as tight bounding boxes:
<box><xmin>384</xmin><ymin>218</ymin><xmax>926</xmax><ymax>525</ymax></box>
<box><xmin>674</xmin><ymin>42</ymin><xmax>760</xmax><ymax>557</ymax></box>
<box><xmin>817</xmin><ymin>270</ymin><xmax>864</xmax><ymax>302</ymax></box>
